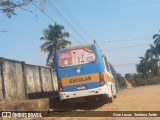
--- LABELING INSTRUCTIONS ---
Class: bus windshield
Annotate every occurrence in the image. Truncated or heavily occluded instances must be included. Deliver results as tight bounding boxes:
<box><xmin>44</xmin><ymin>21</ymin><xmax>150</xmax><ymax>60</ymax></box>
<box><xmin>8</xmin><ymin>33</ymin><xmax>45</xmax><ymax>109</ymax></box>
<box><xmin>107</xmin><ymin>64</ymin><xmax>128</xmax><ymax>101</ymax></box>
<box><xmin>59</xmin><ymin>47</ymin><xmax>96</xmax><ymax>67</ymax></box>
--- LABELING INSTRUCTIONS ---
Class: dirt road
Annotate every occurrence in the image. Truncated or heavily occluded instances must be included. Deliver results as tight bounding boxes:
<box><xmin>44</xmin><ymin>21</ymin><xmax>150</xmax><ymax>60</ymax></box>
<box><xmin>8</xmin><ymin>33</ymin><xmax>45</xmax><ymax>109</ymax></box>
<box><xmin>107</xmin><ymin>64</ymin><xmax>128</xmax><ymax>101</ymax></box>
<box><xmin>30</xmin><ymin>84</ymin><xmax>160</xmax><ymax>120</ymax></box>
<box><xmin>96</xmin><ymin>84</ymin><xmax>160</xmax><ymax>111</ymax></box>
<box><xmin>125</xmin><ymin>79</ymin><xmax>132</xmax><ymax>89</ymax></box>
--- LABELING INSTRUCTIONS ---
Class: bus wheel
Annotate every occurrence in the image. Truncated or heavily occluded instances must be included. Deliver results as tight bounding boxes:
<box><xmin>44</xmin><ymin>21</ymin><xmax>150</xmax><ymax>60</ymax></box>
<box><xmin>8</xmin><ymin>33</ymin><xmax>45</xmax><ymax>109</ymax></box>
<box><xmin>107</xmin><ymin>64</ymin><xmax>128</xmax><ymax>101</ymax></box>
<box><xmin>108</xmin><ymin>96</ymin><xmax>113</xmax><ymax>103</ymax></box>
<box><xmin>113</xmin><ymin>95</ymin><xmax>117</xmax><ymax>98</ymax></box>
<box><xmin>103</xmin><ymin>95</ymin><xmax>109</xmax><ymax>103</ymax></box>
<box><xmin>108</xmin><ymin>92</ymin><xmax>113</xmax><ymax>103</ymax></box>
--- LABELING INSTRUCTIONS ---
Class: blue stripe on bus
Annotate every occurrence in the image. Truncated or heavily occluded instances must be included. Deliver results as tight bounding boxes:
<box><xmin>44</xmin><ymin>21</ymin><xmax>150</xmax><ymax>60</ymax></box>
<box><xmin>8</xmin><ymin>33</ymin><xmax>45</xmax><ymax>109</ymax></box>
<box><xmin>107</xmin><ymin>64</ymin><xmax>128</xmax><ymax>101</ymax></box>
<box><xmin>58</xmin><ymin>63</ymin><xmax>101</xmax><ymax>78</ymax></box>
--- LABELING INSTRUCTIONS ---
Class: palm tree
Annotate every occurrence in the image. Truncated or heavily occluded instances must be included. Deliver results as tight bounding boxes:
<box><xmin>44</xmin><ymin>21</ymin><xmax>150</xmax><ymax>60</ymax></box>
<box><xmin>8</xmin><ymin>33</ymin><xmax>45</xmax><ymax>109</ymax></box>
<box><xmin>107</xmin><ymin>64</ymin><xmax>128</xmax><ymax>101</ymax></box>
<box><xmin>139</xmin><ymin>56</ymin><xmax>149</xmax><ymax>65</ymax></box>
<box><xmin>40</xmin><ymin>23</ymin><xmax>71</xmax><ymax>67</ymax></box>
<box><xmin>153</xmin><ymin>30</ymin><xmax>160</xmax><ymax>47</ymax></box>
<box><xmin>136</xmin><ymin>56</ymin><xmax>147</xmax><ymax>74</ymax></box>
<box><xmin>146</xmin><ymin>44</ymin><xmax>159</xmax><ymax>60</ymax></box>
<box><xmin>153</xmin><ymin>30</ymin><xmax>160</xmax><ymax>64</ymax></box>
<box><xmin>136</xmin><ymin>55</ymin><xmax>151</xmax><ymax>83</ymax></box>
<box><xmin>145</xmin><ymin>45</ymin><xmax>159</xmax><ymax>77</ymax></box>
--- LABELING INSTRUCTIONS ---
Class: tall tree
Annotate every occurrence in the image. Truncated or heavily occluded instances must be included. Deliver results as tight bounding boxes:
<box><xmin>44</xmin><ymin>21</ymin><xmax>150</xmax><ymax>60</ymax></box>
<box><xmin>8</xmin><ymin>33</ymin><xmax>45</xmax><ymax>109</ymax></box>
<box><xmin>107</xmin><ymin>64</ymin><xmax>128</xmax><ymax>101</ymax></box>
<box><xmin>153</xmin><ymin>29</ymin><xmax>160</xmax><ymax>47</ymax></box>
<box><xmin>153</xmin><ymin>30</ymin><xmax>160</xmax><ymax>76</ymax></box>
<box><xmin>136</xmin><ymin>56</ymin><xmax>150</xmax><ymax>81</ymax></box>
<box><xmin>146</xmin><ymin>44</ymin><xmax>159</xmax><ymax>77</ymax></box>
<box><xmin>116</xmin><ymin>73</ymin><xmax>127</xmax><ymax>88</ymax></box>
<box><xmin>146</xmin><ymin>44</ymin><xmax>159</xmax><ymax>60</ymax></box>
<box><xmin>40</xmin><ymin>23</ymin><xmax>71</xmax><ymax>68</ymax></box>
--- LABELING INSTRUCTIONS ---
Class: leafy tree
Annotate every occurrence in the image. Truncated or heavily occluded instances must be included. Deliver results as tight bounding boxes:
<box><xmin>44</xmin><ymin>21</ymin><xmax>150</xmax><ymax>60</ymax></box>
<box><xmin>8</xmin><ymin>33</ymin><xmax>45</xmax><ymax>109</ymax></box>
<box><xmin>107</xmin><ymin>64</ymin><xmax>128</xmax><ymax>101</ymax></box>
<box><xmin>0</xmin><ymin>0</ymin><xmax>46</xmax><ymax>18</ymax></box>
<box><xmin>40</xmin><ymin>23</ymin><xmax>71</xmax><ymax>69</ymax></box>
<box><xmin>116</xmin><ymin>73</ymin><xmax>127</xmax><ymax>88</ymax></box>
<box><xmin>125</xmin><ymin>73</ymin><xmax>135</xmax><ymax>85</ymax></box>
<box><xmin>136</xmin><ymin>45</ymin><xmax>159</xmax><ymax>85</ymax></box>
<box><xmin>153</xmin><ymin>29</ymin><xmax>160</xmax><ymax>47</ymax></box>
<box><xmin>146</xmin><ymin>44</ymin><xmax>159</xmax><ymax>60</ymax></box>
<box><xmin>136</xmin><ymin>55</ymin><xmax>152</xmax><ymax>84</ymax></box>
<box><xmin>135</xmin><ymin>29</ymin><xmax>160</xmax><ymax>86</ymax></box>
<box><xmin>137</xmin><ymin>56</ymin><xmax>149</xmax><ymax>75</ymax></box>
<box><xmin>125</xmin><ymin>73</ymin><xmax>160</xmax><ymax>87</ymax></box>
<box><xmin>149</xmin><ymin>59</ymin><xmax>158</xmax><ymax>77</ymax></box>
<box><xmin>133</xmin><ymin>74</ymin><xmax>146</xmax><ymax>86</ymax></box>
<box><xmin>145</xmin><ymin>45</ymin><xmax>159</xmax><ymax>77</ymax></box>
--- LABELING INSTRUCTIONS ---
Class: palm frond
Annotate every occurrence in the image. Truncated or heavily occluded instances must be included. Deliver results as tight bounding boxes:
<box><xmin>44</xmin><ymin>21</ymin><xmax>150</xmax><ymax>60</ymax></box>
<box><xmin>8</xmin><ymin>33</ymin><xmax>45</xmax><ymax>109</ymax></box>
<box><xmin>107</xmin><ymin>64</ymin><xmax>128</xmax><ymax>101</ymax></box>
<box><xmin>149</xmin><ymin>44</ymin><xmax>155</xmax><ymax>48</ymax></box>
<box><xmin>154</xmin><ymin>38</ymin><xmax>160</xmax><ymax>45</ymax></box>
<box><xmin>48</xmin><ymin>24</ymin><xmax>54</xmax><ymax>30</ymax></box>
<box><xmin>40</xmin><ymin>42</ymin><xmax>52</xmax><ymax>52</ymax></box>
<box><xmin>139</xmin><ymin>57</ymin><xmax>144</xmax><ymax>60</ymax></box>
<box><xmin>59</xmin><ymin>39</ymin><xmax>71</xmax><ymax>48</ymax></box>
<box><xmin>40</xmin><ymin>37</ymin><xmax>44</xmax><ymax>40</ymax></box>
<box><xmin>63</xmin><ymin>32</ymin><xmax>69</xmax><ymax>38</ymax></box>
<box><xmin>41</xmin><ymin>29</ymin><xmax>49</xmax><ymax>40</ymax></box>
<box><xmin>153</xmin><ymin>34</ymin><xmax>159</xmax><ymax>39</ymax></box>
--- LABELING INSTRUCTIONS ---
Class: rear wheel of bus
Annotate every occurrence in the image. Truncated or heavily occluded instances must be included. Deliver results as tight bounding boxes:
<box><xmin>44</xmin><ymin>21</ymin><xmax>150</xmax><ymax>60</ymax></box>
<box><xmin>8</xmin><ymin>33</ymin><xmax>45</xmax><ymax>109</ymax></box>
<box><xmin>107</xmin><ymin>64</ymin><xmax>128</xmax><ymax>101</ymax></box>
<box><xmin>108</xmin><ymin>86</ymin><xmax>113</xmax><ymax>103</ymax></box>
<box><xmin>108</xmin><ymin>95</ymin><xmax>113</xmax><ymax>103</ymax></box>
<box><xmin>113</xmin><ymin>94</ymin><xmax>117</xmax><ymax>98</ymax></box>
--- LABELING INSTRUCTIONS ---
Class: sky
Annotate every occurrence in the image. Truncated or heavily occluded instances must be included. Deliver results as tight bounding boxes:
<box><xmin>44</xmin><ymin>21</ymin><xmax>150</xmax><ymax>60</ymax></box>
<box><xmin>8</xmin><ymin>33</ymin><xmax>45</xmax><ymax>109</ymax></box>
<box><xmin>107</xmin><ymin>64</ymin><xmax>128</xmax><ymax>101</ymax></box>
<box><xmin>0</xmin><ymin>0</ymin><xmax>160</xmax><ymax>75</ymax></box>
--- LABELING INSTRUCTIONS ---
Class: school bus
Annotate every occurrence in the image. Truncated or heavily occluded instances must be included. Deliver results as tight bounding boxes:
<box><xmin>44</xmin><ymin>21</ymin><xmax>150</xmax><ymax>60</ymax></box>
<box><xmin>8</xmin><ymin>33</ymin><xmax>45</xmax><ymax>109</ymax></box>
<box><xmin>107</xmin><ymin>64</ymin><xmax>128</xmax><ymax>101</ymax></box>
<box><xmin>54</xmin><ymin>44</ymin><xmax>118</xmax><ymax>103</ymax></box>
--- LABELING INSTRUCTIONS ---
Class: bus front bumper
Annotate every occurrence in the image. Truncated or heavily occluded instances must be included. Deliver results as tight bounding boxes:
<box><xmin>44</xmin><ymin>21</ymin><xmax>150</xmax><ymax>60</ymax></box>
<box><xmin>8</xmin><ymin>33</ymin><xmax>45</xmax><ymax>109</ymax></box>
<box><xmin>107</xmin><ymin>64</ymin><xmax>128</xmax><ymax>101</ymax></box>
<box><xmin>59</xmin><ymin>85</ymin><xmax>109</xmax><ymax>100</ymax></box>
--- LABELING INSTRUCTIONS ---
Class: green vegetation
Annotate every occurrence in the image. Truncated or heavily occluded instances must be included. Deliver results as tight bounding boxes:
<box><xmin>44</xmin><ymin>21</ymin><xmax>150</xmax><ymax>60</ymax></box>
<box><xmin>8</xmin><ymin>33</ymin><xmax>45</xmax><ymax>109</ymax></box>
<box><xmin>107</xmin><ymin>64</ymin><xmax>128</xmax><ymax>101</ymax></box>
<box><xmin>116</xmin><ymin>73</ymin><xmax>127</xmax><ymax>88</ymax></box>
<box><xmin>0</xmin><ymin>0</ymin><xmax>45</xmax><ymax>18</ymax></box>
<box><xmin>126</xmin><ymin>30</ymin><xmax>160</xmax><ymax>87</ymax></box>
<box><xmin>40</xmin><ymin>23</ymin><xmax>71</xmax><ymax>69</ymax></box>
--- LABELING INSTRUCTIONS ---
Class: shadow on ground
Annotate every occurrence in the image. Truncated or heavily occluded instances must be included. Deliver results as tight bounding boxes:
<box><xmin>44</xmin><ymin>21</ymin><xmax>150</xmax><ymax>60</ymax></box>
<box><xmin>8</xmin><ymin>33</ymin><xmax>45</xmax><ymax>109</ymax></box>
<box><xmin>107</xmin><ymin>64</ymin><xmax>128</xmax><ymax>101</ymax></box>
<box><xmin>48</xmin><ymin>96</ymin><xmax>109</xmax><ymax>111</ymax></box>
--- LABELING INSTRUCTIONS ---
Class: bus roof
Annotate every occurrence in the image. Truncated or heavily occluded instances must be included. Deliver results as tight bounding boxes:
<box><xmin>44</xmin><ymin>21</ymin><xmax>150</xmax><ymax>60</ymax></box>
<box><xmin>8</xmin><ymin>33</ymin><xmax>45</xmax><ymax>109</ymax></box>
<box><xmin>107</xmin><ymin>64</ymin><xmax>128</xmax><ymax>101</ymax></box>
<box><xmin>57</xmin><ymin>44</ymin><xmax>95</xmax><ymax>53</ymax></box>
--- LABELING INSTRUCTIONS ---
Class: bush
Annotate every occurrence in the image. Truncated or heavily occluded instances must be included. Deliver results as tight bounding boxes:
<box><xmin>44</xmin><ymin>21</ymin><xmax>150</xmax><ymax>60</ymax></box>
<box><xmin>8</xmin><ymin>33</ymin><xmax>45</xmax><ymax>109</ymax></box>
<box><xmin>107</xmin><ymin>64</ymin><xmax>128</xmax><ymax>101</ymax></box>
<box><xmin>125</xmin><ymin>73</ymin><xmax>160</xmax><ymax>87</ymax></box>
<box><xmin>116</xmin><ymin>73</ymin><xmax>127</xmax><ymax>88</ymax></box>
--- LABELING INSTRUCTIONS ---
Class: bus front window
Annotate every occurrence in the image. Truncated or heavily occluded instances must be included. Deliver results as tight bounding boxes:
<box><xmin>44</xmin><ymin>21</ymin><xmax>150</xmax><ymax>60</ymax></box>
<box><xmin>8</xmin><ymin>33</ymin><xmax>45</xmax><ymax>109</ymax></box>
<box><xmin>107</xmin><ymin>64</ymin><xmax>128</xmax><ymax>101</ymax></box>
<box><xmin>59</xmin><ymin>48</ymin><xmax>96</xmax><ymax>67</ymax></box>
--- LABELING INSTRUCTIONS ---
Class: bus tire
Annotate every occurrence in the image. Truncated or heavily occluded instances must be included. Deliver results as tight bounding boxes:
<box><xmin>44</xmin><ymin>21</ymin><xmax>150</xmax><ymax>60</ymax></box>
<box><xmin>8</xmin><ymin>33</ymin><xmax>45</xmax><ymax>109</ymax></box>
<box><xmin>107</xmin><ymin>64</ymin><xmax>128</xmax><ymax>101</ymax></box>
<box><xmin>103</xmin><ymin>95</ymin><xmax>109</xmax><ymax>103</ymax></box>
<box><xmin>108</xmin><ymin>96</ymin><xmax>113</xmax><ymax>103</ymax></box>
<box><xmin>113</xmin><ymin>95</ymin><xmax>117</xmax><ymax>98</ymax></box>
<box><xmin>108</xmin><ymin>90</ymin><xmax>113</xmax><ymax>103</ymax></box>
<box><xmin>108</xmin><ymin>86</ymin><xmax>113</xmax><ymax>103</ymax></box>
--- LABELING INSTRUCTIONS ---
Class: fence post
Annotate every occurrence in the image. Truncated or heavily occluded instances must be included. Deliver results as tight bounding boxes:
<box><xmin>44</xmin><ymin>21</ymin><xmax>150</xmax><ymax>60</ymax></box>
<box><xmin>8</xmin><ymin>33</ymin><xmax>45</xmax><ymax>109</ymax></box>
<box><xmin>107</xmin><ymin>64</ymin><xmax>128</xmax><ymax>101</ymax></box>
<box><xmin>21</xmin><ymin>62</ymin><xmax>28</xmax><ymax>99</ymax></box>
<box><xmin>38</xmin><ymin>66</ymin><xmax>43</xmax><ymax>98</ymax></box>
<box><xmin>0</xmin><ymin>57</ymin><xmax>5</xmax><ymax>101</ymax></box>
<box><xmin>50</xmin><ymin>68</ymin><xmax>54</xmax><ymax>92</ymax></box>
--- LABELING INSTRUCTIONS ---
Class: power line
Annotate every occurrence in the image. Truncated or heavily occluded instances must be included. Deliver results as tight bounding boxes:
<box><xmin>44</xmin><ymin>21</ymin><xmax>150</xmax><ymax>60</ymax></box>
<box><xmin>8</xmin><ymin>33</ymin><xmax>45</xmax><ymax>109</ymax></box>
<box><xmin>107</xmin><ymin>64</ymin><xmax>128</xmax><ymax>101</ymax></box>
<box><xmin>101</xmin><ymin>37</ymin><xmax>152</xmax><ymax>43</ymax></box>
<box><xmin>55</xmin><ymin>0</ymin><xmax>94</xmax><ymax>42</ymax></box>
<box><xmin>70</xmin><ymin>35</ymin><xmax>83</xmax><ymax>44</ymax></box>
<box><xmin>0</xmin><ymin>31</ymin><xmax>7</xmax><ymax>33</ymax></box>
<box><xmin>31</xmin><ymin>1</ymin><xmax>56</xmax><ymax>23</ymax></box>
<box><xmin>47</xmin><ymin>0</ymin><xmax>90</xmax><ymax>44</ymax></box>
<box><xmin>31</xmin><ymin>1</ymin><xmax>82</xmax><ymax>44</ymax></box>
<box><xmin>47</xmin><ymin>0</ymin><xmax>87</xmax><ymax>44</ymax></box>
<box><xmin>102</xmin><ymin>43</ymin><xmax>150</xmax><ymax>51</ymax></box>
<box><xmin>111</xmin><ymin>43</ymin><xmax>150</xmax><ymax>50</ymax></box>
<box><xmin>113</xmin><ymin>63</ymin><xmax>137</xmax><ymax>67</ymax></box>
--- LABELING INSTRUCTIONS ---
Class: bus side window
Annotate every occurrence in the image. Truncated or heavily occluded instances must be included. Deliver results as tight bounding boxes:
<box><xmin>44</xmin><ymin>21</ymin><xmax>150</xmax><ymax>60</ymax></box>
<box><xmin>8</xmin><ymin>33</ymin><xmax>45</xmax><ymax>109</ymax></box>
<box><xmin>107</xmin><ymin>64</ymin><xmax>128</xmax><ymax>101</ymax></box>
<box><xmin>110</xmin><ymin>66</ymin><xmax>114</xmax><ymax>75</ymax></box>
<box><xmin>104</xmin><ymin>57</ymin><xmax>110</xmax><ymax>73</ymax></box>
<box><xmin>102</xmin><ymin>56</ymin><xmax>107</xmax><ymax>72</ymax></box>
<box><xmin>107</xmin><ymin>64</ymin><xmax>111</xmax><ymax>74</ymax></box>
